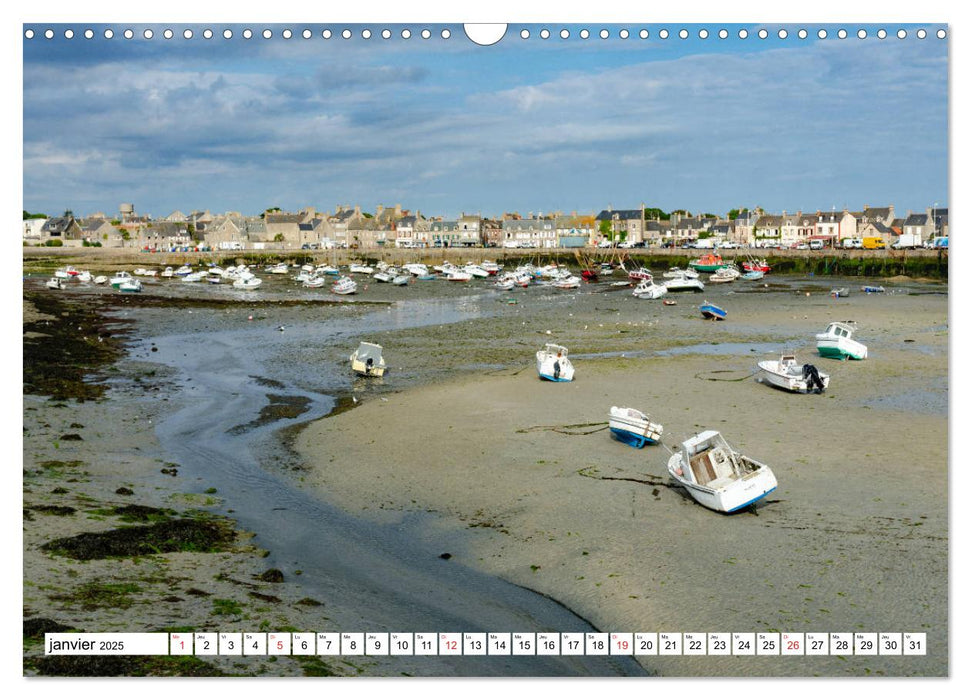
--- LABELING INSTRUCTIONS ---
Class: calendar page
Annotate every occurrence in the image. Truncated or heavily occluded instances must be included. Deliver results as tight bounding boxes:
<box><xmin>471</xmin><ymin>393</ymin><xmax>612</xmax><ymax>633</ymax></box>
<box><xmin>19</xmin><ymin>0</ymin><xmax>953</xmax><ymax>689</ymax></box>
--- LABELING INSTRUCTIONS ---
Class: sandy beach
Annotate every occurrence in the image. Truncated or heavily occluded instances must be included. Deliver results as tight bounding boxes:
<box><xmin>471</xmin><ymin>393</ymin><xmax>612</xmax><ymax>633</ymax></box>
<box><xmin>22</xmin><ymin>268</ymin><xmax>948</xmax><ymax>677</ymax></box>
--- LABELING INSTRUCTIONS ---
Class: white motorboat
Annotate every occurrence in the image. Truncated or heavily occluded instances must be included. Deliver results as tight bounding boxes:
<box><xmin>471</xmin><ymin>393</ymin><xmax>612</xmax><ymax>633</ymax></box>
<box><xmin>402</xmin><ymin>263</ymin><xmax>428</xmax><ymax>277</ymax></box>
<box><xmin>206</xmin><ymin>272</ymin><xmax>223</xmax><ymax>284</ymax></box>
<box><xmin>663</xmin><ymin>274</ymin><xmax>705</xmax><ymax>292</ymax></box>
<box><xmin>317</xmin><ymin>264</ymin><xmax>340</xmax><ymax>276</ymax></box>
<box><xmin>816</xmin><ymin>321</ymin><xmax>867</xmax><ymax>360</ymax></box>
<box><xmin>182</xmin><ymin>271</ymin><xmax>207</xmax><ymax>283</ymax></box>
<box><xmin>109</xmin><ymin>272</ymin><xmax>134</xmax><ymax>288</ymax></box>
<box><xmin>303</xmin><ymin>276</ymin><xmax>327</xmax><ymax>288</ymax></box>
<box><xmin>75</xmin><ymin>270</ymin><xmax>92</xmax><ymax>283</ymax></box>
<box><xmin>708</xmin><ymin>267</ymin><xmax>738</xmax><ymax>283</ymax></box>
<box><xmin>632</xmin><ymin>279</ymin><xmax>668</xmax><ymax>299</ymax></box>
<box><xmin>332</xmin><ymin>276</ymin><xmax>357</xmax><ymax>295</ymax></box>
<box><xmin>268</xmin><ymin>263</ymin><xmax>289</xmax><ymax>275</ymax></box>
<box><xmin>447</xmin><ymin>270</ymin><xmax>472</xmax><ymax>282</ymax></box>
<box><xmin>349</xmin><ymin>263</ymin><xmax>374</xmax><ymax>275</ymax></box>
<box><xmin>373</xmin><ymin>271</ymin><xmax>393</xmax><ymax>283</ymax></box>
<box><xmin>536</xmin><ymin>343</ymin><xmax>575</xmax><ymax>382</ymax></box>
<box><xmin>350</xmin><ymin>341</ymin><xmax>386</xmax><ymax>377</ymax></box>
<box><xmin>757</xmin><ymin>354</ymin><xmax>830</xmax><ymax>393</ymax></box>
<box><xmin>608</xmin><ymin>406</ymin><xmax>663</xmax><ymax>448</ymax></box>
<box><xmin>663</xmin><ymin>267</ymin><xmax>699</xmax><ymax>279</ymax></box>
<box><xmin>233</xmin><ymin>277</ymin><xmax>262</xmax><ymax>290</ymax></box>
<box><xmin>174</xmin><ymin>265</ymin><xmax>193</xmax><ymax>277</ymax></box>
<box><xmin>392</xmin><ymin>274</ymin><xmax>411</xmax><ymax>286</ymax></box>
<box><xmin>118</xmin><ymin>279</ymin><xmax>142</xmax><ymax>293</ymax></box>
<box><xmin>494</xmin><ymin>276</ymin><xmax>515</xmax><ymax>291</ymax></box>
<box><xmin>553</xmin><ymin>275</ymin><xmax>582</xmax><ymax>289</ymax></box>
<box><xmin>481</xmin><ymin>260</ymin><xmax>501</xmax><ymax>275</ymax></box>
<box><xmin>160</xmin><ymin>267</ymin><xmax>175</xmax><ymax>278</ymax></box>
<box><xmin>667</xmin><ymin>430</ymin><xmax>778</xmax><ymax>513</ymax></box>
<box><xmin>93</xmin><ymin>275</ymin><xmax>108</xmax><ymax>285</ymax></box>
<box><xmin>45</xmin><ymin>277</ymin><xmax>64</xmax><ymax>290</ymax></box>
<box><xmin>464</xmin><ymin>263</ymin><xmax>490</xmax><ymax>279</ymax></box>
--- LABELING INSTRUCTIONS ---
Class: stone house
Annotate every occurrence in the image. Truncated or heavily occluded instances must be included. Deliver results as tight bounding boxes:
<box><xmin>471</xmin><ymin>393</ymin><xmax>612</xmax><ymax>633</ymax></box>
<box><xmin>594</xmin><ymin>208</ymin><xmax>645</xmax><ymax>244</ymax></box>
<box><xmin>752</xmin><ymin>214</ymin><xmax>783</xmax><ymax>246</ymax></box>
<box><xmin>40</xmin><ymin>216</ymin><xmax>84</xmax><ymax>245</ymax></box>
<box><xmin>780</xmin><ymin>211</ymin><xmax>816</xmax><ymax>247</ymax></box>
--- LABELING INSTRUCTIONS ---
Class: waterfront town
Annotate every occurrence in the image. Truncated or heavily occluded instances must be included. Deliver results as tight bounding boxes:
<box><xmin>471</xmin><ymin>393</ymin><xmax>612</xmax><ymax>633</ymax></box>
<box><xmin>22</xmin><ymin>202</ymin><xmax>949</xmax><ymax>252</ymax></box>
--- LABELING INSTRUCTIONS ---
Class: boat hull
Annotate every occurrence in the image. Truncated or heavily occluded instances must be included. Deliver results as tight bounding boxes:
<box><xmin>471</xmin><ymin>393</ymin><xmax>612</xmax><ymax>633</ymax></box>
<box><xmin>536</xmin><ymin>354</ymin><xmax>575</xmax><ymax>382</ymax></box>
<box><xmin>700</xmin><ymin>304</ymin><xmax>726</xmax><ymax>320</ymax></box>
<box><xmin>668</xmin><ymin>455</ymin><xmax>777</xmax><ymax>513</ymax></box>
<box><xmin>757</xmin><ymin>362</ymin><xmax>830</xmax><ymax>393</ymax></box>
<box><xmin>816</xmin><ymin>339</ymin><xmax>867</xmax><ymax>360</ymax></box>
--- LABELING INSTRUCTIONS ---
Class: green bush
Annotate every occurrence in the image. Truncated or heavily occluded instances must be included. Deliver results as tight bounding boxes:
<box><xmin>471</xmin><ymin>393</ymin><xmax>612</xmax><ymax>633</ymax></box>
<box><xmin>45</xmin><ymin>239</ymin><xmax>63</xmax><ymax>247</ymax></box>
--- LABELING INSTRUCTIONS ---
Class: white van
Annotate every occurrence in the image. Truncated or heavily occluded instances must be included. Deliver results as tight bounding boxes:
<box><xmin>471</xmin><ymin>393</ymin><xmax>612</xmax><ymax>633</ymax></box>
<box><xmin>809</xmin><ymin>240</ymin><xmax>824</xmax><ymax>250</ymax></box>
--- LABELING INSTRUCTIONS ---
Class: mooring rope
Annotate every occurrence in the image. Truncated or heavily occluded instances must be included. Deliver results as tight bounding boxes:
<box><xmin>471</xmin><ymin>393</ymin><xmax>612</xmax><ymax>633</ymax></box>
<box><xmin>516</xmin><ymin>421</ymin><xmax>609</xmax><ymax>436</ymax></box>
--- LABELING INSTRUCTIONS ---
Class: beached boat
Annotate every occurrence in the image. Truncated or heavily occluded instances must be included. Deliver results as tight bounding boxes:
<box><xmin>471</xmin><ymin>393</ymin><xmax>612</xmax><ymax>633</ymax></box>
<box><xmin>118</xmin><ymin>279</ymin><xmax>142</xmax><ymax>293</ymax></box>
<box><xmin>182</xmin><ymin>271</ymin><xmax>207</xmax><ymax>283</ymax></box>
<box><xmin>464</xmin><ymin>264</ymin><xmax>490</xmax><ymax>279</ymax></box>
<box><xmin>700</xmin><ymin>301</ymin><xmax>727</xmax><ymax>320</ymax></box>
<box><xmin>663</xmin><ymin>299</ymin><xmax>677</xmax><ymax>306</ymax></box>
<box><xmin>861</xmin><ymin>285</ymin><xmax>886</xmax><ymax>294</ymax></box>
<box><xmin>663</xmin><ymin>274</ymin><xmax>705</xmax><ymax>293</ymax></box>
<box><xmin>816</xmin><ymin>321</ymin><xmax>868</xmax><ymax>360</ymax></box>
<box><xmin>580</xmin><ymin>269</ymin><xmax>599</xmax><ymax>282</ymax></box>
<box><xmin>447</xmin><ymin>270</ymin><xmax>473</xmax><ymax>282</ymax></box>
<box><xmin>632</xmin><ymin>279</ymin><xmax>668</xmax><ymax>299</ymax></box>
<box><xmin>174</xmin><ymin>265</ymin><xmax>193</xmax><ymax>277</ymax></box>
<box><xmin>667</xmin><ymin>430</ymin><xmax>778</xmax><ymax>513</ymax></box>
<box><xmin>481</xmin><ymin>260</ymin><xmax>501</xmax><ymax>275</ymax></box>
<box><xmin>536</xmin><ymin>343</ymin><xmax>575</xmax><ymax>382</ymax></box>
<box><xmin>316</xmin><ymin>265</ymin><xmax>341</xmax><ymax>276</ymax></box>
<box><xmin>331</xmin><ymin>276</ymin><xmax>357</xmax><ymax>295</ymax></box>
<box><xmin>708</xmin><ymin>268</ymin><xmax>737</xmax><ymax>284</ymax></box>
<box><xmin>373</xmin><ymin>270</ymin><xmax>393</xmax><ymax>283</ymax></box>
<box><xmin>349</xmin><ymin>263</ymin><xmax>374</xmax><ymax>275</ymax></box>
<box><xmin>160</xmin><ymin>267</ymin><xmax>175</xmax><ymax>278</ymax></box>
<box><xmin>109</xmin><ymin>272</ymin><xmax>134</xmax><ymax>289</ymax></box>
<box><xmin>688</xmin><ymin>253</ymin><xmax>725</xmax><ymax>273</ymax></box>
<box><xmin>608</xmin><ymin>406</ymin><xmax>663</xmax><ymax>448</ymax></box>
<box><xmin>402</xmin><ymin>263</ymin><xmax>429</xmax><ymax>277</ymax></box>
<box><xmin>757</xmin><ymin>354</ymin><xmax>830</xmax><ymax>393</ymax></box>
<box><xmin>45</xmin><ymin>277</ymin><xmax>64</xmax><ymax>290</ymax></box>
<box><xmin>303</xmin><ymin>276</ymin><xmax>327</xmax><ymax>288</ymax></box>
<box><xmin>93</xmin><ymin>275</ymin><xmax>108</xmax><ymax>285</ymax></box>
<box><xmin>627</xmin><ymin>267</ymin><xmax>653</xmax><ymax>282</ymax></box>
<box><xmin>830</xmin><ymin>288</ymin><xmax>849</xmax><ymax>298</ymax></box>
<box><xmin>741</xmin><ymin>270</ymin><xmax>764</xmax><ymax>281</ymax></box>
<box><xmin>392</xmin><ymin>274</ymin><xmax>411</xmax><ymax>286</ymax></box>
<box><xmin>206</xmin><ymin>272</ymin><xmax>223</xmax><ymax>284</ymax></box>
<box><xmin>350</xmin><ymin>342</ymin><xmax>386</xmax><ymax>377</ymax></box>
<box><xmin>233</xmin><ymin>277</ymin><xmax>262</xmax><ymax>290</ymax></box>
<box><xmin>553</xmin><ymin>275</ymin><xmax>582</xmax><ymax>290</ymax></box>
<box><xmin>75</xmin><ymin>270</ymin><xmax>92</xmax><ymax>283</ymax></box>
<box><xmin>417</xmin><ymin>274</ymin><xmax>437</xmax><ymax>281</ymax></box>
<box><xmin>663</xmin><ymin>267</ymin><xmax>698</xmax><ymax>279</ymax></box>
<box><xmin>268</xmin><ymin>263</ymin><xmax>289</xmax><ymax>275</ymax></box>
<box><xmin>742</xmin><ymin>258</ymin><xmax>771</xmax><ymax>273</ymax></box>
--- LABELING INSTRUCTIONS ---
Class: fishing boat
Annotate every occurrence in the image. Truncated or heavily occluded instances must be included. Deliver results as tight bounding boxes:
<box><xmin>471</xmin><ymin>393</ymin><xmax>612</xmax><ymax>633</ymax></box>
<box><xmin>349</xmin><ymin>263</ymin><xmax>374</xmax><ymax>275</ymax></box>
<box><xmin>816</xmin><ymin>321</ymin><xmax>868</xmax><ymax>360</ymax></box>
<box><xmin>331</xmin><ymin>276</ymin><xmax>357</xmax><ymax>295</ymax></box>
<box><xmin>233</xmin><ymin>277</ymin><xmax>262</xmax><ymax>290</ymax></box>
<box><xmin>392</xmin><ymin>274</ymin><xmax>411</xmax><ymax>286</ymax></box>
<box><xmin>536</xmin><ymin>343</ymin><xmax>575</xmax><ymax>382</ymax></box>
<box><xmin>350</xmin><ymin>342</ymin><xmax>386</xmax><ymax>377</ymax></box>
<box><xmin>663</xmin><ymin>267</ymin><xmax>698</xmax><ymax>279</ymax></box>
<box><xmin>608</xmin><ymin>406</ymin><xmax>663</xmax><ymax>448</ymax></box>
<box><xmin>757</xmin><ymin>354</ymin><xmax>830</xmax><ymax>393</ymax></box>
<box><xmin>45</xmin><ymin>277</ymin><xmax>64</xmax><ymax>290</ymax></box>
<box><xmin>742</xmin><ymin>257</ymin><xmax>771</xmax><ymax>273</ymax></box>
<box><xmin>700</xmin><ymin>301</ymin><xmax>727</xmax><ymax>320</ymax></box>
<box><xmin>667</xmin><ymin>430</ymin><xmax>778</xmax><ymax>513</ymax></box>
<box><xmin>688</xmin><ymin>253</ymin><xmax>725</xmax><ymax>273</ymax></box>
<box><xmin>632</xmin><ymin>279</ymin><xmax>668</xmax><ymax>299</ymax></box>
<box><xmin>663</xmin><ymin>274</ymin><xmax>705</xmax><ymax>293</ymax></box>
<box><xmin>861</xmin><ymin>285</ymin><xmax>886</xmax><ymax>294</ymax></box>
<box><xmin>627</xmin><ymin>267</ymin><xmax>653</xmax><ymax>282</ymax></box>
<box><xmin>118</xmin><ymin>279</ymin><xmax>142</xmax><ymax>293</ymax></box>
<box><xmin>741</xmin><ymin>270</ymin><xmax>764</xmax><ymax>281</ymax></box>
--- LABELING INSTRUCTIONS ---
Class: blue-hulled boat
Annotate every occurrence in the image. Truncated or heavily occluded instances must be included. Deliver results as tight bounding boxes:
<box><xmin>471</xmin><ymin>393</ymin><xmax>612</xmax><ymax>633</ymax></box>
<box><xmin>608</xmin><ymin>406</ymin><xmax>663</xmax><ymax>448</ymax></box>
<box><xmin>700</xmin><ymin>301</ymin><xmax>727</xmax><ymax>320</ymax></box>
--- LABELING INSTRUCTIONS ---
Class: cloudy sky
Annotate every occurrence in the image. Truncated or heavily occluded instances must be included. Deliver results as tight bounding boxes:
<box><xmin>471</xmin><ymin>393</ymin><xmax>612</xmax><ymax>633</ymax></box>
<box><xmin>22</xmin><ymin>23</ymin><xmax>948</xmax><ymax>219</ymax></box>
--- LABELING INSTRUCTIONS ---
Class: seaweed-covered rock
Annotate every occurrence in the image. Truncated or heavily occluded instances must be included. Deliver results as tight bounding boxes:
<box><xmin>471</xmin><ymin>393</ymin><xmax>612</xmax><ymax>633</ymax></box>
<box><xmin>41</xmin><ymin>519</ymin><xmax>236</xmax><ymax>560</ymax></box>
<box><xmin>257</xmin><ymin>568</ymin><xmax>284</xmax><ymax>583</ymax></box>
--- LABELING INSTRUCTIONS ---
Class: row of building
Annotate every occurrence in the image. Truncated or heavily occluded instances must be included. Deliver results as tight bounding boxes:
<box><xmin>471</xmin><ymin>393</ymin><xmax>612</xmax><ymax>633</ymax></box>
<box><xmin>22</xmin><ymin>202</ymin><xmax>949</xmax><ymax>251</ymax></box>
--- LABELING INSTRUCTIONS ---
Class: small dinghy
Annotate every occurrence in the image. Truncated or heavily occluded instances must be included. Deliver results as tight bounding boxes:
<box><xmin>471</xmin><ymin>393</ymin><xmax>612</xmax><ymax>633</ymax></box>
<box><xmin>93</xmin><ymin>275</ymin><xmax>108</xmax><ymax>285</ymax></box>
<box><xmin>663</xmin><ymin>274</ymin><xmax>705</xmax><ymax>292</ymax></box>
<box><xmin>608</xmin><ymin>406</ymin><xmax>663</xmax><ymax>448</ymax></box>
<box><xmin>45</xmin><ymin>277</ymin><xmax>64</xmax><ymax>290</ymax></box>
<box><xmin>662</xmin><ymin>299</ymin><xmax>677</xmax><ymax>306</ymax></box>
<box><xmin>350</xmin><ymin>342</ymin><xmax>386</xmax><ymax>377</ymax></box>
<box><xmin>392</xmin><ymin>274</ymin><xmax>411</xmax><ymax>286</ymax></box>
<box><xmin>700</xmin><ymin>301</ymin><xmax>727</xmax><ymax>320</ymax></box>
<box><xmin>741</xmin><ymin>270</ymin><xmax>764</xmax><ymax>281</ymax></box>
<box><xmin>233</xmin><ymin>277</ymin><xmax>262</xmax><ymax>290</ymax></box>
<box><xmin>816</xmin><ymin>321</ymin><xmax>867</xmax><ymax>360</ymax></box>
<box><xmin>757</xmin><ymin>354</ymin><xmax>829</xmax><ymax>393</ymax></box>
<box><xmin>536</xmin><ymin>343</ymin><xmax>575</xmax><ymax>382</ymax></box>
<box><xmin>303</xmin><ymin>277</ymin><xmax>327</xmax><ymax>288</ymax></box>
<box><xmin>667</xmin><ymin>430</ymin><xmax>778</xmax><ymax>513</ymax></box>
<box><xmin>861</xmin><ymin>285</ymin><xmax>886</xmax><ymax>294</ymax></box>
<box><xmin>830</xmin><ymin>288</ymin><xmax>849</xmax><ymax>298</ymax></box>
<box><xmin>349</xmin><ymin>264</ymin><xmax>374</xmax><ymax>274</ymax></box>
